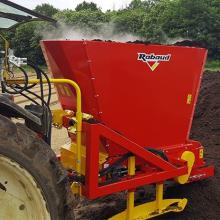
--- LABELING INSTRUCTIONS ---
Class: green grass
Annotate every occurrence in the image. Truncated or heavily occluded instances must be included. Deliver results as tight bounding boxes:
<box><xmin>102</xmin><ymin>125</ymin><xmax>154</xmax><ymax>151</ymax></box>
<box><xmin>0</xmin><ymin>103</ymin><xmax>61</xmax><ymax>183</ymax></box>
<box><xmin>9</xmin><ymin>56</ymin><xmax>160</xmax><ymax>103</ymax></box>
<box><xmin>205</xmin><ymin>60</ymin><xmax>220</xmax><ymax>71</ymax></box>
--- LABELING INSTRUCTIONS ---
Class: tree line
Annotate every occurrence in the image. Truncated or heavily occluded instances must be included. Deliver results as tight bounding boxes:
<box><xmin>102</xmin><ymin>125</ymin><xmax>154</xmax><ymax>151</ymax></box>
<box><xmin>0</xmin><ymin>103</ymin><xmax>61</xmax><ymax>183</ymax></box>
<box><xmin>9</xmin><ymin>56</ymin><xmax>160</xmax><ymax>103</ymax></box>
<box><xmin>4</xmin><ymin>0</ymin><xmax>220</xmax><ymax>65</ymax></box>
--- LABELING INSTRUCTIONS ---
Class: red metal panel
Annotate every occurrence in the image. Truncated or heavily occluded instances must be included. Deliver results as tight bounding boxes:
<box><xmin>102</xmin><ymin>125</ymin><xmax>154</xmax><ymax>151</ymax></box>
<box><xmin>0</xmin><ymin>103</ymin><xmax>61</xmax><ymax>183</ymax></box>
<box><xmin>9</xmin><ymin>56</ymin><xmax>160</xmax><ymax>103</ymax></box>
<box><xmin>83</xmin><ymin>122</ymin><xmax>213</xmax><ymax>199</ymax></box>
<box><xmin>91</xmin><ymin>123</ymin><xmax>176</xmax><ymax>171</ymax></box>
<box><xmin>84</xmin><ymin>122</ymin><xmax>188</xmax><ymax>199</ymax></box>
<box><xmin>42</xmin><ymin>40</ymin><xmax>207</xmax><ymax>148</ymax></box>
<box><xmin>84</xmin><ymin>42</ymin><xmax>207</xmax><ymax>148</ymax></box>
<box><xmin>189</xmin><ymin>166</ymin><xmax>215</xmax><ymax>182</ymax></box>
<box><xmin>41</xmin><ymin>40</ymin><xmax>213</xmax><ymax>198</ymax></box>
<box><xmin>41</xmin><ymin>40</ymin><xmax>100</xmax><ymax>116</ymax></box>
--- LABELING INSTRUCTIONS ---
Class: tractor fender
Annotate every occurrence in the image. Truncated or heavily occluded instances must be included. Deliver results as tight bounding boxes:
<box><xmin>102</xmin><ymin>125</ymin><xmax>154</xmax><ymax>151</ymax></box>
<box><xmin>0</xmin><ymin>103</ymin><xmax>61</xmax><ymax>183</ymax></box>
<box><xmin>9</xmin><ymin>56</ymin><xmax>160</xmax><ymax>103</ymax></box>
<box><xmin>0</xmin><ymin>94</ymin><xmax>42</xmax><ymax>126</ymax></box>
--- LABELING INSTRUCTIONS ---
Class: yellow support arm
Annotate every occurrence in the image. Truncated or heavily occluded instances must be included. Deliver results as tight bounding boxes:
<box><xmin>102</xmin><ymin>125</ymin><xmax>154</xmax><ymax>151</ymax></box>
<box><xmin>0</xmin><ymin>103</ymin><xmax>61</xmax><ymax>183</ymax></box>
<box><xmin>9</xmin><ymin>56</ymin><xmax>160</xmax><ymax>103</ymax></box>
<box><xmin>7</xmin><ymin>78</ymin><xmax>83</xmax><ymax>179</ymax></box>
<box><xmin>28</xmin><ymin>78</ymin><xmax>83</xmax><ymax>176</ymax></box>
<box><xmin>127</xmin><ymin>156</ymin><xmax>136</xmax><ymax>220</ymax></box>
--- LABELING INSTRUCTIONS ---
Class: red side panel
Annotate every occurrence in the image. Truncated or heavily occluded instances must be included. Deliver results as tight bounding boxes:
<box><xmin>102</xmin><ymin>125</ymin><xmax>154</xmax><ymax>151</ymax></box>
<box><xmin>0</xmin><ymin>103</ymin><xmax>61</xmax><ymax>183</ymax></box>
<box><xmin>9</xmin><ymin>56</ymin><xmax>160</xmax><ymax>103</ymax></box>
<box><xmin>41</xmin><ymin>40</ymin><xmax>207</xmax><ymax>148</ymax></box>
<box><xmin>41</xmin><ymin>41</ymin><xmax>99</xmax><ymax>115</ymax></box>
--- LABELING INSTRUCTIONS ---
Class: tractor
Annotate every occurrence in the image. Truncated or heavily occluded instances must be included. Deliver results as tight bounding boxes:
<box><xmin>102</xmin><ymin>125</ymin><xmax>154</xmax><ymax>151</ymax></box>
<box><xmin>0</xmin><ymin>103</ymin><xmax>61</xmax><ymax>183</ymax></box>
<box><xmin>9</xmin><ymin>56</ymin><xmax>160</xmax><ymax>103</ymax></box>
<box><xmin>0</xmin><ymin>1</ymin><xmax>214</xmax><ymax>220</ymax></box>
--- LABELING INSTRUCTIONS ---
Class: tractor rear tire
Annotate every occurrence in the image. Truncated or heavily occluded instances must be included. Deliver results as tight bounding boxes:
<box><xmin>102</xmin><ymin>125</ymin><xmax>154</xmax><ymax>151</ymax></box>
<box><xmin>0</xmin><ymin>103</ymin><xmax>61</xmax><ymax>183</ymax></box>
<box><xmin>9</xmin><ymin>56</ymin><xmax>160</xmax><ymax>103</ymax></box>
<box><xmin>0</xmin><ymin>115</ymin><xmax>75</xmax><ymax>220</ymax></box>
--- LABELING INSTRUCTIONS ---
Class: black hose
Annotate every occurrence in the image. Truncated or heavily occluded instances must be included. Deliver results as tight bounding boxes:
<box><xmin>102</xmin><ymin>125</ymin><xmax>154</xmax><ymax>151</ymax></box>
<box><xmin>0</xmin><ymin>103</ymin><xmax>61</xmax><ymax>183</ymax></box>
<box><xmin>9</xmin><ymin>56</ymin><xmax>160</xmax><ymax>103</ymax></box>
<box><xmin>2</xmin><ymin>64</ymin><xmax>29</xmax><ymax>94</ymax></box>
<box><xmin>26</xmin><ymin>61</ymin><xmax>52</xmax><ymax>145</ymax></box>
<box><xmin>27</xmin><ymin>61</ymin><xmax>52</xmax><ymax>106</ymax></box>
<box><xmin>3</xmin><ymin>60</ymin><xmax>53</xmax><ymax>145</ymax></box>
<box><xmin>26</xmin><ymin>88</ymin><xmax>52</xmax><ymax>145</ymax></box>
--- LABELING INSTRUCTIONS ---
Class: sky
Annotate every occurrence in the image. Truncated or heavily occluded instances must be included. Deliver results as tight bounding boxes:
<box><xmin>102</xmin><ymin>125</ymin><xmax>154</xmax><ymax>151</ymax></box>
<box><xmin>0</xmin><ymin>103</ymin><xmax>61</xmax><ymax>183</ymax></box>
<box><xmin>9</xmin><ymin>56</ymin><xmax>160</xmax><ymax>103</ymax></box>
<box><xmin>10</xmin><ymin>0</ymin><xmax>133</xmax><ymax>11</ymax></box>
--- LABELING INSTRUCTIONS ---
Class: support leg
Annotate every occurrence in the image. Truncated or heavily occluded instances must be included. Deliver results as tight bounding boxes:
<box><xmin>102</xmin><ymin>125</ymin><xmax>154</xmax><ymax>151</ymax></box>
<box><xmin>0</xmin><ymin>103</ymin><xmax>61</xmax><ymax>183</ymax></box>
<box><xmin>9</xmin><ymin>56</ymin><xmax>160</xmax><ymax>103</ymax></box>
<box><xmin>126</xmin><ymin>156</ymin><xmax>136</xmax><ymax>220</ymax></box>
<box><xmin>109</xmin><ymin>151</ymin><xmax>195</xmax><ymax>220</ymax></box>
<box><xmin>156</xmin><ymin>183</ymin><xmax>163</xmax><ymax>213</ymax></box>
<box><xmin>126</xmin><ymin>191</ymin><xmax>134</xmax><ymax>220</ymax></box>
<box><xmin>109</xmin><ymin>182</ymin><xmax>187</xmax><ymax>220</ymax></box>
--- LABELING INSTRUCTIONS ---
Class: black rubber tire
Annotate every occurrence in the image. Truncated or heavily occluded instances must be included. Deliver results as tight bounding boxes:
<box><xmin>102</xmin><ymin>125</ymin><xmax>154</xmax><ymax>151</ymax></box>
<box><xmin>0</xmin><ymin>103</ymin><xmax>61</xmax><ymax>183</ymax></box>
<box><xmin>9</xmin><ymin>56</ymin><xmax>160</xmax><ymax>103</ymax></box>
<box><xmin>0</xmin><ymin>114</ymin><xmax>75</xmax><ymax>220</ymax></box>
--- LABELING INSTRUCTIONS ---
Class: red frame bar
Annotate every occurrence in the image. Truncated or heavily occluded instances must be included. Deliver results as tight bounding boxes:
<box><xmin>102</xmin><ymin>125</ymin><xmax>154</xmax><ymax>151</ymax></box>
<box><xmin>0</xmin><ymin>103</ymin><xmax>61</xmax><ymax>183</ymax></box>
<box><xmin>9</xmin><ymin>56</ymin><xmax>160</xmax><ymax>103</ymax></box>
<box><xmin>189</xmin><ymin>166</ymin><xmax>214</xmax><ymax>182</ymax></box>
<box><xmin>84</xmin><ymin>123</ymin><xmax>188</xmax><ymax>199</ymax></box>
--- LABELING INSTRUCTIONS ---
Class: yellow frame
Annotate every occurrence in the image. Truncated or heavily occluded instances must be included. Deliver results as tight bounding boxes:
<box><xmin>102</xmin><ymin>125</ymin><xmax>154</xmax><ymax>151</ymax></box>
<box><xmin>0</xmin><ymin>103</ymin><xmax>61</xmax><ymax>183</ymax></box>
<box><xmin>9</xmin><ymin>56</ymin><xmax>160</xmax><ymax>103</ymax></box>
<box><xmin>29</xmin><ymin>79</ymin><xmax>83</xmax><ymax>175</ymax></box>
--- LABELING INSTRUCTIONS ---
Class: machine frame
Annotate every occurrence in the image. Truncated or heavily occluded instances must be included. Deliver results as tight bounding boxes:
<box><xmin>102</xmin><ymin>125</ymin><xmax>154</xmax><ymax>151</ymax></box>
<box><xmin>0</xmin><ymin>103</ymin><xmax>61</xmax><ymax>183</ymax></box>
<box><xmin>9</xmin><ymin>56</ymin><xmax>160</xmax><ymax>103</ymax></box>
<box><xmin>0</xmin><ymin>1</ymin><xmax>215</xmax><ymax>219</ymax></box>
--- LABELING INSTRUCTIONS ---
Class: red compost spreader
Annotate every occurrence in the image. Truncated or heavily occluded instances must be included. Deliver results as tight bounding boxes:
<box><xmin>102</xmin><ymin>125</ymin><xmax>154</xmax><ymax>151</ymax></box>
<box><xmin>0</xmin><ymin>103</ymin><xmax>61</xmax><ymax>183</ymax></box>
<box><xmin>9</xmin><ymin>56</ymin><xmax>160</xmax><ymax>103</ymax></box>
<box><xmin>42</xmin><ymin>40</ymin><xmax>214</xmax><ymax>220</ymax></box>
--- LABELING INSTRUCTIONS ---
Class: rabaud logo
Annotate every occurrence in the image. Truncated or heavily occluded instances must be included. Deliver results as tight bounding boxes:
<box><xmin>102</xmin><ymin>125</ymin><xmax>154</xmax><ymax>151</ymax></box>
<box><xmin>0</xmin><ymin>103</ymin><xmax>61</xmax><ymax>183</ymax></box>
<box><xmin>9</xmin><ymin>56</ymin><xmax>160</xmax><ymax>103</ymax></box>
<box><xmin>138</xmin><ymin>53</ymin><xmax>171</xmax><ymax>71</ymax></box>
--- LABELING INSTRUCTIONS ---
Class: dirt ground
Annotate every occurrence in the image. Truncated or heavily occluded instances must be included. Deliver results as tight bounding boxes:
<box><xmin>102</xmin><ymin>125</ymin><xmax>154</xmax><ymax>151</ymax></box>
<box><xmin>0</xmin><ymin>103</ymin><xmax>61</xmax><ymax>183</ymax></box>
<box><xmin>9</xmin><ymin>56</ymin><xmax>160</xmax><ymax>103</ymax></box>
<box><xmin>72</xmin><ymin>71</ymin><xmax>220</xmax><ymax>220</ymax></box>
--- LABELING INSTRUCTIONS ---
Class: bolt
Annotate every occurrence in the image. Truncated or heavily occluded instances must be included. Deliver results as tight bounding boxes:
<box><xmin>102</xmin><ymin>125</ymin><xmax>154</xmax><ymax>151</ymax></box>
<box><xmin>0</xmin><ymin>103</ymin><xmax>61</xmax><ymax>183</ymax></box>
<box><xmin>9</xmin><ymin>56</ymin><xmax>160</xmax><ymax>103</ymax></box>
<box><xmin>0</xmin><ymin>182</ymin><xmax>6</xmax><ymax>191</ymax></box>
<box><xmin>19</xmin><ymin>204</ymin><xmax>25</xmax><ymax>211</ymax></box>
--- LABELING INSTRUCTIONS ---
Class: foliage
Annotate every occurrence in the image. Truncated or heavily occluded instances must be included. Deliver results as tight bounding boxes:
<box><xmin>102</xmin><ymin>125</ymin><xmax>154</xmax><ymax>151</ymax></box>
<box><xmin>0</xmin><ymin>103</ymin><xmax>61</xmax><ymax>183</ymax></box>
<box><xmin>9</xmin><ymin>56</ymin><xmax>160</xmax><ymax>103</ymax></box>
<box><xmin>35</xmin><ymin>3</ymin><xmax>59</xmax><ymax>17</ymax></box>
<box><xmin>140</xmin><ymin>0</ymin><xmax>220</xmax><ymax>58</ymax></box>
<box><xmin>75</xmin><ymin>1</ymin><xmax>100</xmax><ymax>11</ymax></box>
<box><xmin>128</xmin><ymin>0</ymin><xmax>151</xmax><ymax>9</ymax></box>
<box><xmin>206</xmin><ymin>60</ymin><xmax>220</xmax><ymax>71</ymax></box>
<box><xmin>141</xmin><ymin>0</ymin><xmax>172</xmax><ymax>42</ymax></box>
<box><xmin>111</xmin><ymin>8</ymin><xmax>146</xmax><ymax>36</ymax></box>
<box><xmin>11</xmin><ymin>22</ymin><xmax>45</xmax><ymax>64</ymax></box>
<box><xmin>2</xmin><ymin>0</ymin><xmax>219</xmax><ymax>64</ymax></box>
<box><xmin>54</xmin><ymin>9</ymin><xmax>109</xmax><ymax>31</ymax></box>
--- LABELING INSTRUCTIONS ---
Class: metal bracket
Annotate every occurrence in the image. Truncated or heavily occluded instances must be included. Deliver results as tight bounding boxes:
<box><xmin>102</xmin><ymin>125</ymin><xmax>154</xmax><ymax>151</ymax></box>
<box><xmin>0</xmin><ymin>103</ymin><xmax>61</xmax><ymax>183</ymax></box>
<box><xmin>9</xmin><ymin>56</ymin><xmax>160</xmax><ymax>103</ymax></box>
<box><xmin>109</xmin><ymin>183</ymin><xmax>187</xmax><ymax>220</ymax></box>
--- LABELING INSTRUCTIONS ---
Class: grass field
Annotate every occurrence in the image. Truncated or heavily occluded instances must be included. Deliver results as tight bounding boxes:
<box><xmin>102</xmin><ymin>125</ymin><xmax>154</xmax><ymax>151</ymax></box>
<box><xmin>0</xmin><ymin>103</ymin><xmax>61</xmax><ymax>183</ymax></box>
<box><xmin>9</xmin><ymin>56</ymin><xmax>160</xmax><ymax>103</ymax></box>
<box><xmin>205</xmin><ymin>60</ymin><xmax>220</xmax><ymax>71</ymax></box>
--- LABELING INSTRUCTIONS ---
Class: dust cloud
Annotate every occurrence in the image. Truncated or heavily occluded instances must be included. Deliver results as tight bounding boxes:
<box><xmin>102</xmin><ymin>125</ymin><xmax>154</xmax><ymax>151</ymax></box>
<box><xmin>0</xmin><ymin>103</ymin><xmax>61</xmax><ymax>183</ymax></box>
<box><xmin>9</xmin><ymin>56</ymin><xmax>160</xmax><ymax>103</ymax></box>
<box><xmin>39</xmin><ymin>21</ymin><xmax>142</xmax><ymax>42</ymax></box>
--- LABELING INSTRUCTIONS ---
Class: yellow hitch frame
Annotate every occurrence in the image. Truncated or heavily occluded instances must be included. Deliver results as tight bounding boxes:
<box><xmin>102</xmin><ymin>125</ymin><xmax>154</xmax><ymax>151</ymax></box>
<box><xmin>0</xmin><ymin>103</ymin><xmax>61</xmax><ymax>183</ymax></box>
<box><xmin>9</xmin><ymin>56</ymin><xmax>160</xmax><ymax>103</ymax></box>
<box><xmin>30</xmin><ymin>79</ymin><xmax>83</xmax><ymax>176</ymax></box>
